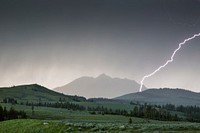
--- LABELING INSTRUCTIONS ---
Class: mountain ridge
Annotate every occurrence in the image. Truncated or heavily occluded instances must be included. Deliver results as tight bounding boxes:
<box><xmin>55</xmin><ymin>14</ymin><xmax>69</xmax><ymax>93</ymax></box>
<box><xmin>115</xmin><ymin>88</ymin><xmax>200</xmax><ymax>106</ymax></box>
<box><xmin>54</xmin><ymin>74</ymin><xmax>146</xmax><ymax>98</ymax></box>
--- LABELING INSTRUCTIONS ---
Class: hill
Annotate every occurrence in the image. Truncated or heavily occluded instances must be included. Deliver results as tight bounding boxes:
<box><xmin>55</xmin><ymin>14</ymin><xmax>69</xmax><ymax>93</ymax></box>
<box><xmin>54</xmin><ymin>74</ymin><xmax>147</xmax><ymax>98</ymax></box>
<box><xmin>115</xmin><ymin>88</ymin><xmax>200</xmax><ymax>106</ymax></box>
<box><xmin>0</xmin><ymin>84</ymin><xmax>86</xmax><ymax>103</ymax></box>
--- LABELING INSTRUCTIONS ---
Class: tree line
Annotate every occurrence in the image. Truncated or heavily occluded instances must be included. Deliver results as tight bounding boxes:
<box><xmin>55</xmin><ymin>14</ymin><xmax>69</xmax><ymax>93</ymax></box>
<box><xmin>87</xmin><ymin>103</ymin><xmax>200</xmax><ymax>122</ymax></box>
<box><xmin>156</xmin><ymin>104</ymin><xmax>200</xmax><ymax>121</ymax></box>
<box><xmin>3</xmin><ymin>98</ymin><xmax>17</xmax><ymax>105</ymax></box>
<box><xmin>130</xmin><ymin>104</ymin><xmax>179</xmax><ymax>121</ymax></box>
<box><xmin>87</xmin><ymin>105</ymin><xmax>179</xmax><ymax>121</ymax></box>
<box><xmin>2</xmin><ymin>97</ymin><xmax>200</xmax><ymax>122</ymax></box>
<box><xmin>0</xmin><ymin>104</ymin><xmax>27</xmax><ymax>121</ymax></box>
<box><xmin>26</xmin><ymin>101</ymin><xmax>86</xmax><ymax>111</ymax></box>
<box><xmin>88</xmin><ymin>106</ymin><xmax>129</xmax><ymax>116</ymax></box>
<box><xmin>2</xmin><ymin>97</ymin><xmax>86</xmax><ymax>111</ymax></box>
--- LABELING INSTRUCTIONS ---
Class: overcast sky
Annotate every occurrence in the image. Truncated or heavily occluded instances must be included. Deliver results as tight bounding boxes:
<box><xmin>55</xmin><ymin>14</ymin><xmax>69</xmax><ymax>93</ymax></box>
<box><xmin>0</xmin><ymin>0</ymin><xmax>200</xmax><ymax>92</ymax></box>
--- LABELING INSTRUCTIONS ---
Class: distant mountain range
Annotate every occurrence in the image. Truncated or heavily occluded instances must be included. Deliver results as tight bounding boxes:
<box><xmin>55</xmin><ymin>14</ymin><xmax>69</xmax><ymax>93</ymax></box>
<box><xmin>0</xmin><ymin>84</ymin><xmax>86</xmax><ymax>103</ymax></box>
<box><xmin>0</xmin><ymin>83</ymin><xmax>200</xmax><ymax>106</ymax></box>
<box><xmin>115</xmin><ymin>88</ymin><xmax>200</xmax><ymax>106</ymax></box>
<box><xmin>54</xmin><ymin>74</ymin><xmax>146</xmax><ymax>98</ymax></box>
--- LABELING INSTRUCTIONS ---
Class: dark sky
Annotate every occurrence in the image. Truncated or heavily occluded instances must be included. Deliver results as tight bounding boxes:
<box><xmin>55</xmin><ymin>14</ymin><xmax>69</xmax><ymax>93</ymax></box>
<box><xmin>1</xmin><ymin>0</ymin><xmax>200</xmax><ymax>91</ymax></box>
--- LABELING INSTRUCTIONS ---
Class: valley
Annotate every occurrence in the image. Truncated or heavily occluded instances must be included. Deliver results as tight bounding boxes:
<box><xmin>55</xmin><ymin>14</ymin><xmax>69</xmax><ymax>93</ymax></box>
<box><xmin>1</xmin><ymin>84</ymin><xmax>200</xmax><ymax>132</ymax></box>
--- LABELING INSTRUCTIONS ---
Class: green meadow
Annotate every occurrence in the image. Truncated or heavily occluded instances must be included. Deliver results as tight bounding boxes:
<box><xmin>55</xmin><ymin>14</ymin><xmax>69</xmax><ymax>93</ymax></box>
<box><xmin>1</xmin><ymin>118</ymin><xmax>200</xmax><ymax>133</ymax></box>
<box><xmin>1</xmin><ymin>84</ymin><xmax>200</xmax><ymax>132</ymax></box>
<box><xmin>1</xmin><ymin>103</ymin><xmax>200</xmax><ymax>132</ymax></box>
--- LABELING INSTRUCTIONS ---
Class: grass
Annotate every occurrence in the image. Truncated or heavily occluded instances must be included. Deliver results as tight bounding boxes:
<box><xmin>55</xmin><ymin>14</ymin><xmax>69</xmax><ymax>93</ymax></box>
<box><xmin>1</xmin><ymin>84</ymin><xmax>200</xmax><ymax>132</ymax></box>
<box><xmin>1</xmin><ymin>104</ymin><xmax>200</xmax><ymax>132</ymax></box>
<box><xmin>1</xmin><ymin>119</ymin><xmax>200</xmax><ymax>133</ymax></box>
<box><xmin>1</xmin><ymin>103</ymin><xmax>138</xmax><ymax>122</ymax></box>
<box><xmin>0</xmin><ymin>84</ymin><xmax>85</xmax><ymax>103</ymax></box>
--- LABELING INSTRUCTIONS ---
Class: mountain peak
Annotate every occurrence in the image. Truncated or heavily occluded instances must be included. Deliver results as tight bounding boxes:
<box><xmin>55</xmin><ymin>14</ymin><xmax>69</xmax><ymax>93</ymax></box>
<box><xmin>55</xmin><ymin>74</ymin><xmax>144</xmax><ymax>98</ymax></box>
<box><xmin>96</xmin><ymin>73</ymin><xmax>111</xmax><ymax>79</ymax></box>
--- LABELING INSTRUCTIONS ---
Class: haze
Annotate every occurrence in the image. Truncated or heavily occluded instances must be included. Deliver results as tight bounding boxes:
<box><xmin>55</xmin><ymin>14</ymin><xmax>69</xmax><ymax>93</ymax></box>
<box><xmin>0</xmin><ymin>0</ymin><xmax>200</xmax><ymax>92</ymax></box>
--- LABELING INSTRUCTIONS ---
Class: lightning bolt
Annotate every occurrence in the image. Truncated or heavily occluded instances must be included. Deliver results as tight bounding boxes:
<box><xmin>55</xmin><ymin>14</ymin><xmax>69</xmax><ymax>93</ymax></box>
<box><xmin>139</xmin><ymin>33</ymin><xmax>200</xmax><ymax>92</ymax></box>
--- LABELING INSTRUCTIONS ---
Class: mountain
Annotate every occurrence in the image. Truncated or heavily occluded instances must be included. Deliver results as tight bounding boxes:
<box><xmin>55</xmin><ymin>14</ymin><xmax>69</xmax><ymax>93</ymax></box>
<box><xmin>0</xmin><ymin>84</ymin><xmax>86</xmax><ymax>103</ymax></box>
<box><xmin>115</xmin><ymin>88</ymin><xmax>200</xmax><ymax>106</ymax></box>
<box><xmin>54</xmin><ymin>74</ymin><xmax>147</xmax><ymax>98</ymax></box>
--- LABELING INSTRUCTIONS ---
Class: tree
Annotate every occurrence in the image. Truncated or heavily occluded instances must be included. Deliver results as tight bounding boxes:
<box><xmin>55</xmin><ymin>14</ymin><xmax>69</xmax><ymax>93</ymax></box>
<box><xmin>3</xmin><ymin>107</ymin><xmax>7</xmax><ymax>120</ymax></box>
<box><xmin>18</xmin><ymin>111</ymin><xmax>27</xmax><ymax>119</ymax></box>
<box><xmin>31</xmin><ymin>102</ymin><xmax>34</xmax><ymax>116</ymax></box>
<box><xmin>133</xmin><ymin>106</ymin><xmax>139</xmax><ymax>116</ymax></box>
<box><xmin>8</xmin><ymin>107</ymin><xmax>17</xmax><ymax>119</ymax></box>
<box><xmin>128</xmin><ymin>117</ymin><xmax>132</xmax><ymax>124</ymax></box>
<box><xmin>0</xmin><ymin>105</ymin><xmax>4</xmax><ymax>121</ymax></box>
<box><xmin>144</xmin><ymin>105</ymin><xmax>152</xmax><ymax>118</ymax></box>
<box><xmin>39</xmin><ymin>98</ymin><xmax>42</xmax><ymax>106</ymax></box>
<box><xmin>3</xmin><ymin>98</ymin><xmax>7</xmax><ymax>103</ymax></box>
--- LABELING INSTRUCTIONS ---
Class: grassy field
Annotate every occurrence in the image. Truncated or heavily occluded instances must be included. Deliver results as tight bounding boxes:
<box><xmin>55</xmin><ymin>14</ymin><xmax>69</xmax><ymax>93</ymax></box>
<box><xmin>1</xmin><ymin>84</ymin><xmax>200</xmax><ymax>132</ymax></box>
<box><xmin>0</xmin><ymin>103</ymin><xmax>135</xmax><ymax>121</ymax></box>
<box><xmin>1</xmin><ymin>118</ymin><xmax>200</xmax><ymax>133</ymax></box>
<box><xmin>1</xmin><ymin>103</ymin><xmax>200</xmax><ymax>132</ymax></box>
<box><xmin>1</xmin><ymin>101</ymin><xmax>136</xmax><ymax>119</ymax></box>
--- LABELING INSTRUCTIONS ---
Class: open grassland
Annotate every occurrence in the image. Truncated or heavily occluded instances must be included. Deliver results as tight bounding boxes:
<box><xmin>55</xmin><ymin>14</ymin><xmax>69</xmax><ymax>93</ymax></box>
<box><xmin>1</xmin><ymin>103</ymin><xmax>200</xmax><ymax>132</ymax></box>
<box><xmin>1</xmin><ymin>102</ymin><xmax>135</xmax><ymax>120</ymax></box>
<box><xmin>1</xmin><ymin>104</ymin><xmax>200</xmax><ymax>132</ymax></box>
<box><xmin>1</xmin><ymin>119</ymin><xmax>200</xmax><ymax>133</ymax></box>
<box><xmin>1</xmin><ymin>103</ymin><xmax>139</xmax><ymax>123</ymax></box>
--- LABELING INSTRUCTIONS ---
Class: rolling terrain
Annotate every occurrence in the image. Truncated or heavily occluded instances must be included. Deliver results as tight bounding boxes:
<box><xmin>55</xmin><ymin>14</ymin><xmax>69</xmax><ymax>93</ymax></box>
<box><xmin>115</xmin><ymin>88</ymin><xmax>200</xmax><ymax>106</ymax></box>
<box><xmin>1</xmin><ymin>84</ymin><xmax>200</xmax><ymax>132</ymax></box>
<box><xmin>0</xmin><ymin>84</ymin><xmax>86</xmax><ymax>103</ymax></box>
